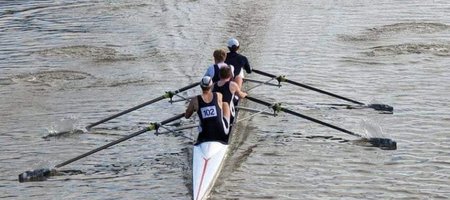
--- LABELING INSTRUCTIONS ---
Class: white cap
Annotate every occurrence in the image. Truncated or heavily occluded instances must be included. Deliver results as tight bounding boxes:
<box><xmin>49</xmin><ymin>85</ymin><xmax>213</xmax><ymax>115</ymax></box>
<box><xmin>200</xmin><ymin>76</ymin><xmax>213</xmax><ymax>87</ymax></box>
<box><xmin>227</xmin><ymin>38</ymin><xmax>239</xmax><ymax>47</ymax></box>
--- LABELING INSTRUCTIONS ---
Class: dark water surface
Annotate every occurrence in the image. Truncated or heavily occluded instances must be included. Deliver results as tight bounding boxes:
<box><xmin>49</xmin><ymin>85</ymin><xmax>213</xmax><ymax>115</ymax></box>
<box><xmin>1</xmin><ymin>0</ymin><xmax>449</xmax><ymax>199</ymax></box>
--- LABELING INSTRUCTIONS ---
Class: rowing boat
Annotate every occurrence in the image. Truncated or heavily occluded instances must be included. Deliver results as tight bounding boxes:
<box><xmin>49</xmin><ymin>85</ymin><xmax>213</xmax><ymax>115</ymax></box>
<box><xmin>17</xmin><ymin>68</ymin><xmax>397</xmax><ymax>197</ymax></box>
<box><xmin>193</xmin><ymin>141</ymin><xmax>228</xmax><ymax>200</ymax></box>
<box><xmin>192</xmin><ymin>98</ymin><xmax>242</xmax><ymax>200</ymax></box>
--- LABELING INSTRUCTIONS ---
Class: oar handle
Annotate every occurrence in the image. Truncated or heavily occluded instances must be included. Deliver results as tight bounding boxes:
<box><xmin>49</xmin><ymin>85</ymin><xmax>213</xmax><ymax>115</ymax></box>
<box><xmin>252</xmin><ymin>69</ymin><xmax>365</xmax><ymax>105</ymax></box>
<box><xmin>251</xmin><ymin>69</ymin><xmax>277</xmax><ymax>79</ymax></box>
<box><xmin>86</xmin><ymin>83</ymin><xmax>199</xmax><ymax>130</ymax></box>
<box><xmin>56</xmin><ymin>113</ymin><xmax>185</xmax><ymax>168</ymax></box>
<box><xmin>245</xmin><ymin>96</ymin><xmax>362</xmax><ymax>138</ymax></box>
<box><xmin>174</xmin><ymin>82</ymin><xmax>200</xmax><ymax>93</ymax></box>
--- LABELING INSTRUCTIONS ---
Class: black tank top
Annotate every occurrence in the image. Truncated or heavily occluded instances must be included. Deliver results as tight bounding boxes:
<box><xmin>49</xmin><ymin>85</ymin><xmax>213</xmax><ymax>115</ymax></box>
<box><xmin>212</xmin><ymin>64</ymin><xmax>220</xmax><ymax>82</ymax></box>
<box><xmin>213</xmin><ymin>81</ymin><xmax>236</xmax><ymax>120</ymax></box>
<box><xmin>196</xmin><ymin>93</ymin><xmax>228</xmax><ymax>143</ymax></box>
<box><xmin>213</xmin><ymin>81</ymin><xmax>233</xmax><ymax>104</ymax></box>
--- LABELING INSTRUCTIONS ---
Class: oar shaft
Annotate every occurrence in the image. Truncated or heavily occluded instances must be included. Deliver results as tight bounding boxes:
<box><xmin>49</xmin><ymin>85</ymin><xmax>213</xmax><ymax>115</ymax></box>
<box><xmin>252</xmin><ymin>69</ymin><xmax>365</xmax><ymax>105</ymax></box>
<box><xmin>279</xmin><ymin>107</ymin><xmax>361</xmax><ymax>137</ymax></box>
<box><xmin>56</xmin><ymin>113</ymin><xmax>185</xmax><ymax>168</ymax></box>
<box><xmin>86</xmin><ymin>83</ymin><xmax>199</xmax><ymax>130</ymax></box>
<box><xmin>159</xmin><ymin>113</ymin><xmax>186</xmax><ymax>125</ymax></box>
<box><xmin>55</xmin><ymin>128</ymin><xmax>150</xmax><ymax>168</ymax></box>
<box><xmin>86</xmin><ymin>96</ymin><xmax>165</xmax><ymax>130</ymax></box>
<box><xmin>246</xmin><ymin>96</ymin><xmax>361</xmax><ymax>137</ymax></box>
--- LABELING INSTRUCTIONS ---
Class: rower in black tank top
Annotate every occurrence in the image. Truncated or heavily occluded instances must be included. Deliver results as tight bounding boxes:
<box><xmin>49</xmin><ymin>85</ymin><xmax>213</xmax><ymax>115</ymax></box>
<box><xmin>212</xmin><ymin>64</ymin><xmax>220</xmax><ymax>83</ymax></box>
<box><xmin>213</xmin><ymin>81</ymin><xmax>236</xmax><ymax>122</ymax></box>
<box><xmin>196</xmin><ymin>92</ymin><xmax>229</xmax><ymax>144</ymax></box>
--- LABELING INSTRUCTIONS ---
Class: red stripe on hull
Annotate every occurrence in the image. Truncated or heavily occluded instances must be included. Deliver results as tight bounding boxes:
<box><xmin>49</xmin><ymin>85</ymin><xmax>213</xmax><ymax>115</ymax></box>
<box><xmin>195</xmin><ymin>158</ymin><xmax>209</xmax><ymax>200</ymax></box>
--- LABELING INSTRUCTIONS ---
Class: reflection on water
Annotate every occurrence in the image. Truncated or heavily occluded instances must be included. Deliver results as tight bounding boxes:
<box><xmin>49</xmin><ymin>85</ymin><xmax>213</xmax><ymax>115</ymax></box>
<box><xmin>1</xmin><ymin>0</ymin><xmax>450</xmax><ymax>199</ymax></box>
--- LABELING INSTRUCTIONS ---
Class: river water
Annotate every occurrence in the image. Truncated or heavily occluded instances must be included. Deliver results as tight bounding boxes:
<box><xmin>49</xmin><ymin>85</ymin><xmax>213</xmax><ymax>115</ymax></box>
<box><xmin>1</xmin><ymin>0</ymin><xmax>449</xmax><ymax>199</ymax></box>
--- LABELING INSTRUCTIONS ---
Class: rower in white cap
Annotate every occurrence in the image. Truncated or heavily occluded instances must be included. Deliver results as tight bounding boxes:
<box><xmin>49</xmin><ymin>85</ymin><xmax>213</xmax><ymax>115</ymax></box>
<box><xmin>185</xmin><ymin>76</ymin><xmax>232</xmax><ymax>144</ymax></box>
<box><xmin>225</xmin><ymin>38</ymin><xmax>252</xmax><ymax>88</ymax></box>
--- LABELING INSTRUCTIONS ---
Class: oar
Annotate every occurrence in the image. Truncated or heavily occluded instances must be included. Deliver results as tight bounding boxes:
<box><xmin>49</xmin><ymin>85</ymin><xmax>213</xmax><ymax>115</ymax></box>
<box><xmin>245</xmin><ymin>96</ymin><xmax>397</xmax><ymax>150</ymax></box>
<box><xmin>18</xmin><ymin>113</ymin><xmax>185</xmax><ymax>183</ymax></box>
<box><xmin>85</xmin><ymin>83</ymin><xmax>199</xmax><ymax>130</ymax></box>
<box><xmin>252</xmin><ymin>69</ymin><xmax>393</xmax><ymax>112</ymax></box>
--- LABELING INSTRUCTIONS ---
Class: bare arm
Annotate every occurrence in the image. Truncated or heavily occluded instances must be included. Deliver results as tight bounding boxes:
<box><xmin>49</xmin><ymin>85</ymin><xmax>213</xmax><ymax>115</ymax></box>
<box><xmin>230</xmin><ymin>81</ymin><xmax>247</xmax><ymax>98</ymax></box>
<box><xmin>216</xmin><ymin>93</ymin><xmax>223</xmax><ymax>110</ymax></box>
<box><xmin>185</xmin><ymin>97</ymin><xmax>197</xmax><ymax>118</ymax></box>
<box><xmin>233</xmin><ymin>76</ymin><xmax>243</xmax><ymax>88</ymax></box>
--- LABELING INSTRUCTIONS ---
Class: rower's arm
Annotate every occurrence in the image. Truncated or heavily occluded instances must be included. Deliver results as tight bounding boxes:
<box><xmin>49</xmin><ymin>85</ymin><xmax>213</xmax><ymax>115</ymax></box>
<box><xmin>233</xmin><ymin>76</ymin><xmax>243</xmax><ymax>88</ymax></box>
<box><xmin>243</xmin><ymin>56</ymin><xmax>252</xmax><ymax>73</ymax></box>
<box><xmin>216</xmin><ymin>93</ymin><xmax>224</xmax><ymax>110</ymax></box>
<box><xmin>231</xmin><ymin>81</ymin><xmax>247</xmax><ymax>98</ymax></box>
<box><xmin>185</xmin><ymin>97</ymin><xmax>197</xmax><ymax>118</ymax></box>
<box><xmin>204</xmin><ymin>65</ymin><xmax>214</xmax><ymax>77</ymax></box>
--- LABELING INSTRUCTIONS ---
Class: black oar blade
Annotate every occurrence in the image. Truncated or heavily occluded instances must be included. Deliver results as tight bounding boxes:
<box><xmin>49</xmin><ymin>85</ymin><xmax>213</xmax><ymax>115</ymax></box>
<box><xmin>367</xmin><ymin>104</ymin><xmax>393</xmax><ymax>112</ymax></box>
<box><xmin>368</xmin><ymin>138</ymin><xmax>397</xmax><ymax>150</ymax></box>
<box><xmin>18</xmin><ymin>168</ymin><xmax>52</xmax><ymax>183</ymax></box>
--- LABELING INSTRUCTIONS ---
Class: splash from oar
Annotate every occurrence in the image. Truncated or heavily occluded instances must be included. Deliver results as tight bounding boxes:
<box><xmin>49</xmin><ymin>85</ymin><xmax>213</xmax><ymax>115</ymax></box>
<box><xmin>366</xmin><ymin>137</ymin><xmax>397</xmax><ymax>150</ymax></box>
<box><xmin>252</xmin><ymin>69</ymin><xmax>393</xmax><ymax>113</ymax></box>
<box><xmin>245</xmin><ymin>96</ymin><xmax>396</xmax><ymax>150</ymax></box>
<box><xmin>86</xmin><ymin>82</ymin><xmax>199</xmax><ymax>130</ymax></box>
<box><xmin>41</xmin><ymin>83</ymin><xmax>198</xmax><ymax>140</ymax></box>
<box><xmin>18</xmin><ymin>113</ymin><xmax>185</xmax><ymax>183</ymax></box>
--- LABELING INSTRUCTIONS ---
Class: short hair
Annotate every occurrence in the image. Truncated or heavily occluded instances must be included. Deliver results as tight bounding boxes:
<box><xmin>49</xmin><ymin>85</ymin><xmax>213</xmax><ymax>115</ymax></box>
<box><xmin>219</xmin><ymin>65</ymin><xmax>232</xmax><ymax>79</ymax></box>
<box><xmin>213</xmin><ymin>49</ymin><xmax>227</xmax><ymax>62</ymax></box>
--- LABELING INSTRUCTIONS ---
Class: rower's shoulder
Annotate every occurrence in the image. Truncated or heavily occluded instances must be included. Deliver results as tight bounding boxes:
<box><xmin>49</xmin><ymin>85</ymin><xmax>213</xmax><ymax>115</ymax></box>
<box><xmin>238</xmin><ymin>53</ymin><xmax>249</xmax><ymax>61</ymax></box>
<box><xmin>229</xmin><ymin>80</ymin><xmax>238</xmax><ymax>88</ymax></box>
<box><xmin>231</xmin><ymin>53</ymin><xmax>248</xmax><ymax>63</ymax></box>
<box><xmin>233</xmin><ymin>52</ymin><xmax>247</xmax><ymax>58</ymax></box>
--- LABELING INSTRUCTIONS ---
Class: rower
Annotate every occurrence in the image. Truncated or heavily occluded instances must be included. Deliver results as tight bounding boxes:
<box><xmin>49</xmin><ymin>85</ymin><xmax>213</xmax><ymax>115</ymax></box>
<box><xmin>204</xmin><ymin>49</ymin><xmax>235</xmax><ymax>83</ymax></box>
<box><xmin>225</xmin><ymin>38</ymin><xmax>252</xmax><ymax>88</ymax></box>
<box><xmin>213</xmin><ymin>65</ymin><xmax>247</xmax><ymax>124</ymax></box>
<box><xmin>185</xmin><ymin>76</ymin><xmax>232</xmax><ymax>144</ymax></box>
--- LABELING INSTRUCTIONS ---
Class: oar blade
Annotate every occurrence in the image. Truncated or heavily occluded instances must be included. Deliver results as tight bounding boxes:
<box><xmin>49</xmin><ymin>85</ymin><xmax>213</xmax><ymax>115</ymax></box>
<box><xmin>246</xmin><ymin>96</ymin><xmax>398</xmax><ymax>150</ymax></box>
<box><xmin>253</xmin><ymin>69</ymin><xmax>394</xmax><ymax>113</ymax></box>
<box><xmin>18</xmin><ymin>168</ymin><xmax>52</xmax><ymax>183</ymax></box>
<box><xmin>367</xmin><ymin>104</ymin><xmax>394</xmax><ymax>112</ymax></box>
<box><xmin>368</xmin><ymin>138</ymin><xmax>397</xmax><ymax>150</ymax></box>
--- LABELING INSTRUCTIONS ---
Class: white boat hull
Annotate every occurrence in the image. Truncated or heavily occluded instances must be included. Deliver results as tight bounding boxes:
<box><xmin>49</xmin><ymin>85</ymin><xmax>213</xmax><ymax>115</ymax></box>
<box><xmin>192</xmin><ymin>141</ymin><xmax>228</xmax><ymax>200</ymax></box>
